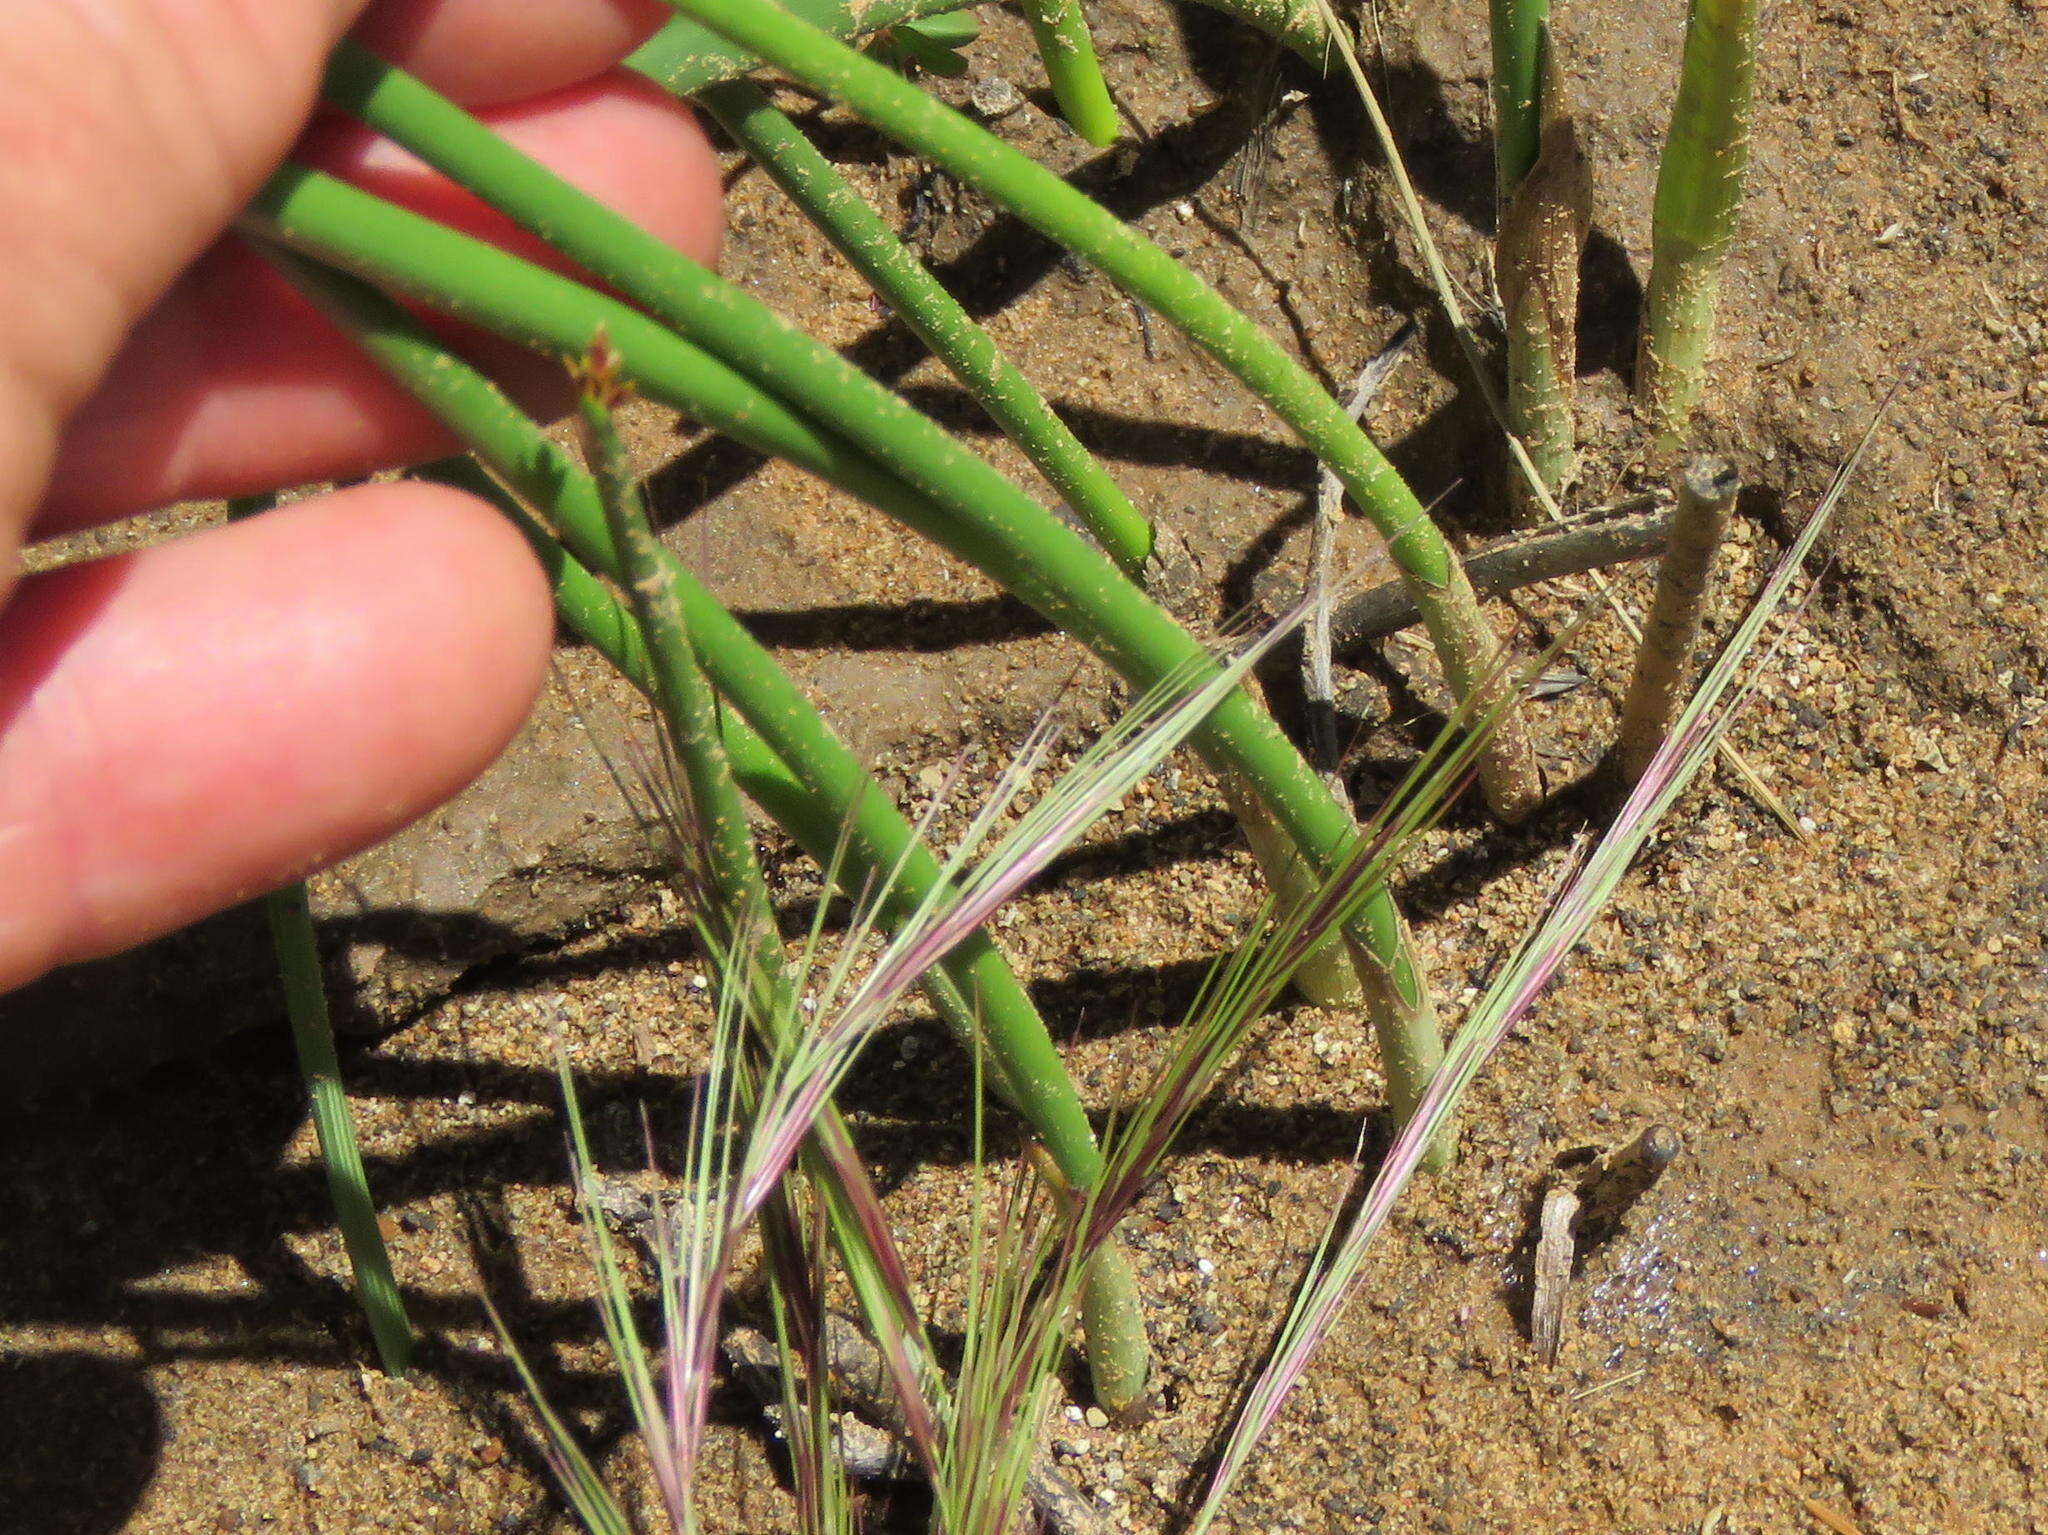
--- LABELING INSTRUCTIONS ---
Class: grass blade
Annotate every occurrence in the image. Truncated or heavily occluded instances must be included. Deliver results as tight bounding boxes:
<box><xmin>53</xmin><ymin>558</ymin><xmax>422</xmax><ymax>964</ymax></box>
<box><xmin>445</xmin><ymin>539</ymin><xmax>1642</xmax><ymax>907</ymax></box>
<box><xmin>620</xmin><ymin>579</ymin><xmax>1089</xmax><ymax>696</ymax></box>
<box><xmin>1190</xmin><ymin>424</ymin><xmax>1870</xmax><ymax>1532</ymax></box>
<box><xmin>261</xmin><ymin>881</ymin><xmax>414</xmax><ymax>1377</ymax></box>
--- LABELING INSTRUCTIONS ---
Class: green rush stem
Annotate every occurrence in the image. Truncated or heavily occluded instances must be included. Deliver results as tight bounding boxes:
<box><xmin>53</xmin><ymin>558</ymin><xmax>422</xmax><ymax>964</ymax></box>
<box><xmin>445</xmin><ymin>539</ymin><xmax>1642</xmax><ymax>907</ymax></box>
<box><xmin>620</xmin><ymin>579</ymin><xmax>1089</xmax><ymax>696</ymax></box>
<box><xmin>1489</xmin><ymin>0</ymin><xmax>1549</xmax><ymax>204</ymax></box>
<box><xmin>321</xmin><ymin>43</ymin><xmax>1153</xmax><ymax>584</ymax></box>
<box><xmin>226</xmin><ymin>493</ymin><xmax>413</xmax><ymax>1378</ymax></box>
<box><xmin>1017</xmin><ymin>0</ymin><xmax>1120</xmax><ymax>146</ymax></box>
<box><xmin>1636</xmin><ymin>0</ymin><xmax>1757</xmax><ymax>446</ymax></box>
<box><xmin>262</xmin><ymin>882</ymin><xmax>415</xmax><ymax>1376</ymax></box>
<box><xmin>628</xmin><ymin>0</ymin><xmax>1336</xmax><ymax>94</ymax></box>
<box><xmin>697</xmin><ymin>75</ymin><xmax>1151</xmax><ymax>576</ymax></box>
<box><xmin>249</xmin><ymin>166</ymin><xmax>1443</xmax><ymax>1139</ymax></box>
<box><xmin>643</xmin><ymin>0</ymin><xmax>1537</xmax><ymax>823</ymax></box>
<box><xmin>263</xmin><ymin>249</ymin><xmax>1153</xmax><ymax>1404</ymax></box>
<box><xmin>576</xmin><ymin>359</ymin><xmax>779</xmax><ymax>958</ymax></box>
<box><xmin>626</xmin><ymin>0</ymin><xmax>964</xmax><ymax>94</ymax></box>
<box><xmin>249</xmin><ymin>175</ymin><xmax>1425</xmax><ymax>971</ymax></box>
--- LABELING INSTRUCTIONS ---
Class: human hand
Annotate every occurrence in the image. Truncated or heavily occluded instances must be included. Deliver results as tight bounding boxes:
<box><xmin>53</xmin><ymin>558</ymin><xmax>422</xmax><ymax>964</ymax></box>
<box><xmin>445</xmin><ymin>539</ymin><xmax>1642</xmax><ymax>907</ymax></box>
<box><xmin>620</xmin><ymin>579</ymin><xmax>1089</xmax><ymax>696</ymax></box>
<box><xmin>0</xmin><ymin>0</ymin><xmax>722</xmax><ymax>994</ymax></box>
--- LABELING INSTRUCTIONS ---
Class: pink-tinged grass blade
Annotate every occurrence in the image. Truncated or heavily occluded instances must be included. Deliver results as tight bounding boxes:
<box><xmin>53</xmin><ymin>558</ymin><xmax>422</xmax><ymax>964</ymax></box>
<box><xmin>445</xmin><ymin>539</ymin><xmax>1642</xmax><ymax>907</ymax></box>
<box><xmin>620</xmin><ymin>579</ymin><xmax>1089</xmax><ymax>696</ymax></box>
<box><xmin>727</xmin><ymin>600</ymin><xmax>1315</xmax><ymax>1245</ymax></box>
<box><xmin>1189</xmin><ymin>424</ymin><xmax>1875</xmax><ymax>1533</ymax></box>
<box><xmin>920</xmin><ymin>620</ymin><xmax>1576</xmax><ymax>1535</ymax></box>
<box><xmin>1082</xmin><ymin>592</ymin><xmax>1609</xmax><ymax>1251</ymax></box>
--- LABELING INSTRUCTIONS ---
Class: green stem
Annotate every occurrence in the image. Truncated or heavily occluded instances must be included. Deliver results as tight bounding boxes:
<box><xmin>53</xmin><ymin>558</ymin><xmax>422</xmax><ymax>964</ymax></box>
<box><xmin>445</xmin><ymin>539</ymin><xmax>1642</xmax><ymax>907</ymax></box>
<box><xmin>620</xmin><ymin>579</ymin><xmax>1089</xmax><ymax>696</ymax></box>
<box><xmin>262</xmin><ymin>883</ymin><xmax>415</xmax><ymax>1376</ymax></box>
<box><xmin>249</xmin><ymin>165</ymin><xmax>1444</xmax><ymax>1149</ymax></box>
<box><xmin>264</xmin><ymin>249</ymin><xmax>1153</xmax><ymax>1405</ymax></box>
<box><xmin>574</xmin><ymin>346</ymin><xmax>778</xmax><ymax>957</ymax></box>
<box><xmin>643</xmin><ymin>0</ymin><xmax>1536</xmax><ymax>822</ymax></box>
<box><xmin>627</xmin><ymin>0</ymin><xmax>965</xmax><ymax>95</ymax></box>
<box><xmin>227</xmin><ymin>493</ymin><xmax>413</xmax><ymax>1377</ymax></box>
<box><xmin>697</xmin><ymin>76</ymin><xmax>1150</xmax><ymax>575</ymax></box>
<box><xmin>1489</xmin><ymin>0</ymin><xmax>1548</xmax><ymax>205</ymax></box>
<box><xmin>1494</xmin><ymin>37</ymin><xmax>1589</xmax><ymax>520</ymax></box>
<box><xmin>1018</xmin><ymin>0</ymin><xmax>1119</xmax><ymax>146</ymax></box>
<box><xmin>411</xmin><ymin>455</ymin><xmax>1088</xmax><ymax>1167</ymax></box>
<box><xmin>1184</xmin><ymin>0</ymin><xmax>1333</xmax><ymax>66</ymax></box>
<box><xmin>1636</xmin><ymin>0</ymin><xmax>1757</xmax><ymax>447</ymax></box>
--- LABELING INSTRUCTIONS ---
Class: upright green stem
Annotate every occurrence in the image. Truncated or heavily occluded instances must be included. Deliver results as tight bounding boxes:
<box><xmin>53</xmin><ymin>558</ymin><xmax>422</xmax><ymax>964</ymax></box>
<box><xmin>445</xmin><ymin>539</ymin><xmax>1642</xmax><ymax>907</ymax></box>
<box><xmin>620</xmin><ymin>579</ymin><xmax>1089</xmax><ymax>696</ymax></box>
<box><xmin>697</xmin><ymin>77</ymin><xmax>1150</xmax><ymax>575</ymax></box>
<box><xmin>1494</xmin><ymin>38</ymin><xmax>1589</xmax><ymax>520</ymax></box>
<box><xmin>1489</xmin><ymin>0</ymin><xmax>1548</xmax><ymax>205</ymax></box>
<box><xmin>645</xmin><ymin>0</ymin><xmax>1537</xmax><ymax>822</ymax></box>
<box><xmin>1637</xmin><ymin>0</ymin><xmax>1757</xmax><ymax>447</ymax></box>
<box><xmin>574</xmin><ymin>345</ymin><xmax>777</xmax><ymax>952</ymax></box>
<box><xmin>251</xmin><ymin>161</ymin><xmax>1446</xmax><ymax>1151</ymax></box>
<box><xmin>262</xmin><ymin>883</ymin><xmax>415</xmax><ymax>1376</ymax></box>
<box><xmin>1018</xmin><ymin>0</ymin><xmax>1120</xmax><ymax>146</ymax></box>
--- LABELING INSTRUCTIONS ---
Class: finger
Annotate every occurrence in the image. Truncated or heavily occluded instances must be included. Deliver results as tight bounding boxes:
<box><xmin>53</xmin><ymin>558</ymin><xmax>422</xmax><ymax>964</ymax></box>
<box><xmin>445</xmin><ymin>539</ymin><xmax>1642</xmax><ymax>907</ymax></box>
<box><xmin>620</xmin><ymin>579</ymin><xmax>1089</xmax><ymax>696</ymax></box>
<box><xmin>1</xmin><ymin>0</ymin><xmax>365</xmax><ymax>560</ymax></box>
<box><xmin>39</xmin><ymin>71</ymin><xmax>721</xmax><ymax>529</ymax></box>
<box><xmin>0</xmin><ymin>482</ymin><xmax>552</xmax><ymax>995</ymax></box>
<box><xmin>355</xmin><ymin>0</ymin><xmax>674</xmax><ymax>105</ymax></box>
<box><xmin>1</xmin><ymin>0</ymin><xmax>696</xmax><ymax>565</ymax></box>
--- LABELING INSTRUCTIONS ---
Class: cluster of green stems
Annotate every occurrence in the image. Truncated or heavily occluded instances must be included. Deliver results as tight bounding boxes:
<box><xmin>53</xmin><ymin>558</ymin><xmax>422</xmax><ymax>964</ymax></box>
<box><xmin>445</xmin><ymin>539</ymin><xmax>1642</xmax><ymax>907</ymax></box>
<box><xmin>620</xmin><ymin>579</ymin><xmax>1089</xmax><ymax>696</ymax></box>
<box><xmin>248</xmin><ymin>0</ymin><xmax>1570</xmax><ymax>1399</ymax></box>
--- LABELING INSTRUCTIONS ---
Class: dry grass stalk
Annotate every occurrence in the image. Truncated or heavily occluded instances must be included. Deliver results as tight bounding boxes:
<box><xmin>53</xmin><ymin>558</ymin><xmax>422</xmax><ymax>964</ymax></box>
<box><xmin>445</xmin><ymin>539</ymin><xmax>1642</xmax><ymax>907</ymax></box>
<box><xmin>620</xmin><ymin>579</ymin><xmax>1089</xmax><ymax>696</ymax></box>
<box><xmin>1617</xmin><ymin>457</ymin><xmax>1741</xmax><ymax>781</ymax></box>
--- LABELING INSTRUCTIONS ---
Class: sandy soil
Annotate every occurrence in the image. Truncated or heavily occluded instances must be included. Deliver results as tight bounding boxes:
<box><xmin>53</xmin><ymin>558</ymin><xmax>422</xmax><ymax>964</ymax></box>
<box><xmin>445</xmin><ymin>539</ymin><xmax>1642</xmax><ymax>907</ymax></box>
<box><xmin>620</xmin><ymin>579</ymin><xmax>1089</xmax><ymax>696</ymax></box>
<box><xmin>3</xmin><ymin>0</ymin><xmax>2044</xmax><ymax>1531</ymax></box>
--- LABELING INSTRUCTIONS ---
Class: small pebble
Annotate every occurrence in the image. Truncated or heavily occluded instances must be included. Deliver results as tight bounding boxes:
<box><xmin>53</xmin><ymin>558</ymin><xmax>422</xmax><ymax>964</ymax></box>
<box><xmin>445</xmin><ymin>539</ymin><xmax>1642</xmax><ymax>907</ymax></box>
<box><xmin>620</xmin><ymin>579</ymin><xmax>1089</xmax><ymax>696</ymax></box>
<box><xmin>1084</xmin><ymin>1406</ymin><xmax>1109</xmax><ymax>1429</ymax></box>
<box><xmin>968</xmin><ymin>75</ymin><xmax>1023</xmax><ymax>118</ymax></box>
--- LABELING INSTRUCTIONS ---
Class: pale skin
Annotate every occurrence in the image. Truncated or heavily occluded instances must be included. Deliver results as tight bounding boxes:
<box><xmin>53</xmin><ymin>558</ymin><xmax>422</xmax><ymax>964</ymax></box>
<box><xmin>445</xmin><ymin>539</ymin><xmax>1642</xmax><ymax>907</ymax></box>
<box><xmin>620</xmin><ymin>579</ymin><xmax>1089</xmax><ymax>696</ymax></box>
<box><xmin>0</xmin><ymin>0</ymin><xmax>724</xmax><ymax>994</ymax></box>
